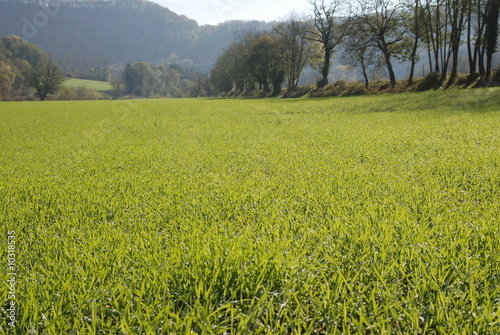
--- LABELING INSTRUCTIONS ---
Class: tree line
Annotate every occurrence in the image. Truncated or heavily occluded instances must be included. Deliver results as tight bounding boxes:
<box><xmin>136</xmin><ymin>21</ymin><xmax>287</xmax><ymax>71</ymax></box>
<box><xmin>211</xmin><ymin>0</ymin><xmax>500</xmax><ymax>94</ymax></box>
<box><xmin>117</xmin><ymin>62</ymin><xmax>213</xmax><ymax>99</ymax></box>
<box><xmin>0</xmin><ymin>35</ymin><xmax>214</xmax><ymax>100</ymax></box>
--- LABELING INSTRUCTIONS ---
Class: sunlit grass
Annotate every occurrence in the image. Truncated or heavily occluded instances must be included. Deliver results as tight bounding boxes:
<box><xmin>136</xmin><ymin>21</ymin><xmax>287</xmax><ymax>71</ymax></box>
<box><xmin>1</xmin><ymin>89</ymin><xmax>500</xmax><ymax>333</ymax></box>
<box><xmin>64</xmin><ymin>78</ymin><xmax>111</xmax><ymax>91</ymax></box>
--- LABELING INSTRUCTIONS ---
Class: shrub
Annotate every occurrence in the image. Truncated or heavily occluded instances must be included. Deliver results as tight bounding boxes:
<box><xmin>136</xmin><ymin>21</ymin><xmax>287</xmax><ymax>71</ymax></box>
<box><xmin>282</xmin><ymin>86</ymin><xmax>315</xmax><ymax>98</ymax></box>
<box><xmin>57</xmin><ymin>87</ymin><xmax>75</xmax><ymax>100</ymax></box>
<box><xmin>331</xmin><ymin>79</ymin><xmax>350</xmax><ymax>96</ymax></box>
<box><xmin>341</xmin><ymin>81</ymin><xmax>366</xmax><ymax>96</ymax></box>
<box><xmin>57</xmin><ymin>87</ymin><xmax>104</xmax><ymax>100</ymax></box>
<box><xmin>417</xmin><ymin>72</ymin><xmax>442</xmax><ymax>91</ymax></box>
<box><xmin>316</xmin><ymin>78</ymin><xmax>328</xmax><ymax>88</ymax></box>
<box><xmin>74</xmin><ymin>87</ymin><xmax>104</xmax><ymax>100</ymax></box>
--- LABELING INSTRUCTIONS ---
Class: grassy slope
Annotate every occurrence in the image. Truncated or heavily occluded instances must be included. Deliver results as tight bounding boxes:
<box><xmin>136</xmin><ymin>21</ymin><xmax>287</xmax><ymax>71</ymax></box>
<box><xmin>64</xmin><ymin>78</ymin><xmax>111</xmax><ymax>91</ymax></box>
<box><xmin>0</xmin><ymin>89</ymin><xmax>499</xmax><ymax>333</ymax></box>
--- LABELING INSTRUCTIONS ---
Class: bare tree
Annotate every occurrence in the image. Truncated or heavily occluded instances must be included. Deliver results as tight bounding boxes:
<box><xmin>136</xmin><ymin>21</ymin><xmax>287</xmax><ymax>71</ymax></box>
<box><xmin>274</xmin><ymin>13</ymin><xmax>313</xmax><ymax>90</ymax></box>
<box><xmin>466</xmin><ymin>0</ymin><xmax>485</xmax><ymax>77</ymax></box>
<box><xmin>309</xmin><ymin>0</ymin><xmax>352</xmax><ymax>87</ymax></box>
<box><xmin>356</xmin><ymin>0</ymin><xmax>407</xmax><ymax>88</ymax></box>
<box><xmin>421</xmin><ymin>0</ymin><xmax>439</xmax><ymax>74</ymax></box>
<box><xmin>24</xmin><ymin>56</ymin><xmax>66</xmax><ymax>101</ymax></box>
<box><xmin>446</xmin><ymin>0</ymin><xmax>469</xmax><ymax>81</ymax></box>
<box><xmin>405</xmin><ymin>0</ymin><xmax>425</xmax><ymax>85</ymax></box>
<box><xmin>420</xmin><ymin>0</ymin><xmax>469</xmax><ymax>82</ymax></box>
<box><xmin>342</xmin><ymin>16</ymin><xmax>378</xmax><ymax>88</ymax></box>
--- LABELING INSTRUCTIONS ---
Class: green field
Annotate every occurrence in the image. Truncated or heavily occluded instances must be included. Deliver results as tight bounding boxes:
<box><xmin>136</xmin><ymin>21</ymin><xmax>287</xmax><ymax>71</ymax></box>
<box><xmin>64</xmin><ymin>78</ymin><xmax>112</xmax><ymax>91</ymax></box>
<box><xmin>1</xmin><ymin>90</ymin><xmax>500</xmax><ymax>333</ymax></box>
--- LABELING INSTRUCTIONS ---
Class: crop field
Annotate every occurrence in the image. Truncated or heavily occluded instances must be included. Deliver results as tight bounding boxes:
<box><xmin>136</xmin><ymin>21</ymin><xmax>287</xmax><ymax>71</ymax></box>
<box><xmin>1</xmin><ymin>89</ymin><xmax>500</xmax><ymax>334</ymax></box>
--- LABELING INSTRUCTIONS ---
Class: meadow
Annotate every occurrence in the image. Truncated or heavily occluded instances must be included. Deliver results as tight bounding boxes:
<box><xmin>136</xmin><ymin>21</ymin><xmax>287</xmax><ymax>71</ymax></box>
<box><xmin>64</xmin><ymin>78</ymin><xmax>112</xmax><ymax>91</ymax></box>
<box><xmin>1</xmin><ymin>89</ymin><xmax>500</xmax><ymax>334</ymax></box>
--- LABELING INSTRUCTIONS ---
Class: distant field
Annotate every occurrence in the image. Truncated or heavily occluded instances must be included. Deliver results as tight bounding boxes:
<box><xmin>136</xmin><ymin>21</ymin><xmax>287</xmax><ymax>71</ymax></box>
<box><xmin>1</xmin><ymin>90</ymin><xmax>500</xmax><ymax>333</ymax></box>
<box><xmin>64</xmin><ymin>78</ymin><xmax>111</xmax><ymax>91</ymax></box>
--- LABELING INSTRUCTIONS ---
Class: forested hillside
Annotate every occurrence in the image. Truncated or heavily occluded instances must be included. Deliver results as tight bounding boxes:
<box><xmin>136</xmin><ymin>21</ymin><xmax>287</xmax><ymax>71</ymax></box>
<box><xmin>0</xmin><ymin>0</ymin><xmax>272</xmax><ymax>71</ymax></box>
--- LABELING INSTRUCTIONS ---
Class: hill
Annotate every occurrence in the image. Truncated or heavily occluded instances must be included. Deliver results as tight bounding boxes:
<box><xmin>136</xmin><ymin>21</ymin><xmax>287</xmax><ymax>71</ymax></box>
<box><xmin>0</xmin><ymin>0</ymin><xmax>197</xmax><ymax>64</ymax></box>
<box><xmin>0</xmin><ymin>0</ymin><xmax>272</xmax><ymax>71</ymax></box>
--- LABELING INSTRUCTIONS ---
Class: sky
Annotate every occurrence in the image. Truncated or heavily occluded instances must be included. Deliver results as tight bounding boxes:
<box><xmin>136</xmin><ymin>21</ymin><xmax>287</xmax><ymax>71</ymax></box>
<box><xmin>154</xmin><ymin>0</ymin><xmax>312</xmax><ymax>25</ymax></box>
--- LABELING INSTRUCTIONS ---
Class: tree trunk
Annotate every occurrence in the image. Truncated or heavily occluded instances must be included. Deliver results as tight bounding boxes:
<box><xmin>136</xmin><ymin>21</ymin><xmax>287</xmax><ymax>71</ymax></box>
<box><xmin>408</xmin><ymin>0</ymin><xmax>420</xmax><ymax>86</ymax></box>
<box><xmin>467</xmin><ymin>0</ymin><xmax>476</xmax><ymax>77</ymax></box>
<box><xmin>450</xmin><ymin>45</ymin><xmax>460</xmax><ymax>80</ymax></box>
<box><xmin>434</xmin><ymin>0</ymin><xmax>442</xmax><ymax>74</ymax></box>
<box><xmin>408</xmin><ymin>34</ymin><xmax>420</xmax><ymax>85</ymax></box>
<box><xmin>442</xmin><ymin>51</ymin><xmax>451</xmax><ymax>81</ymax></box>
<box><xmin>320</xmin><ymin>49</ymin><xmax>331</xmax><ymax>87</ymax></box>
<box><xmin>485</xmin><ymin>0</ymin><xmax>500</xmax><ymax>82</ymax></box>
<box><xmin>473</xmin><ymin>1</ymin><xmax>486</xmax><ymax>79</ymax></box>
<box><xmin>422</xmin><ymin>1</ymin><xmax>435</xmax><ymax>73</ymax></box>
<box><xmin>478</xmin><ymin>45</ymin><xmax>486</xmax><ymax>77</ymax></box>
<box><xmin>387</xmin><ymin>60</ymin><xmax>397</xmax><ymax>88</ymax></box>
<box><xmin>382</xmin><ymin>47</ymin><xmax>397</xmax><ymax>88</ymax></box>
<box><xmin>448</xmin><ymin>0</ymin><xmax>467</xmax><ymax>83</ymax></box>
<box><xmin>361</xmin><ymin>56</ymin><xmax>369</xmax><ymax>88</ymax></box>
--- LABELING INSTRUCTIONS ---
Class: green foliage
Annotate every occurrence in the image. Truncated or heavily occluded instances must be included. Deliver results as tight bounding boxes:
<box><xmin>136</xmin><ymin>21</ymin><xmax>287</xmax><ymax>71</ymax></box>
<box><xmin>1</xmin><ymin>35</ymin><xmax>45</xmax><ymax>68</ymax></box>
<box><xmin>211</xmin><ymin>32</ymin><xmax>288</xmax><ymax>95</ymax></box>
<box><xmin>0</xmin><ymin>36</ymin><xmax>45</xmax><ymax>98</ymax></box>
<box><xmin>0</xmin><ymin>61</ymin><xmax>16</xmax><ymax>97</ymax></box>
<box><xmin>23</xmin><ymin>56</ymin><xmax>67</xmax><ymax>101</ymax></box>
<box><xmin>121</xmin><ymin>62</ymin><xmax>210</xmax><ymax>98</ymax></box>
<box><xmin>247</xmin><ymin>34</ymin><xmax>285</xmax><ymax>94</ymax></box>
<box><xmin>1</xmin><ymin>89</ymin><xmax>500</xmax><ymax>333</ymax></box>
<box><xmin>0</xmin><ymin>36</ymin><xmax>66</xmax><ymax>100</ymax></box>
<box><xmin>122</xmin><ymin>63</ymin><xmax>144</xmax><ymax>96</ymax></box>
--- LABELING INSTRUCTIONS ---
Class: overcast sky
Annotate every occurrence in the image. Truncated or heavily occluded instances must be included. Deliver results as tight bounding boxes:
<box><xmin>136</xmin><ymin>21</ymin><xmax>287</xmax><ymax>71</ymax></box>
<box><xmin>154</xmin><ymin>0</ymin><xmax>312</xmax><ymax>25</ymax></box>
